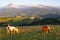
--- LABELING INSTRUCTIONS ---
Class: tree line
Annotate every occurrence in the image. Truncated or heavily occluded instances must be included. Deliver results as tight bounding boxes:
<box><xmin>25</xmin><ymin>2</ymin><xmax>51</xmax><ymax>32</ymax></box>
<box><xmin>0</xmin><ymin>17</ymin><xmax>60</xmax><ymax>27</ymax></box>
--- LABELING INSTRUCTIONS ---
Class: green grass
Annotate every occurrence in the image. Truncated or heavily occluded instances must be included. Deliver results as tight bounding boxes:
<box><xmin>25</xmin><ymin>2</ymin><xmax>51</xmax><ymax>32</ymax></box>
<box><xmin>0</xmin><ymin>25</ymin><xmax>60</xmax><ymax>40</ymax></box>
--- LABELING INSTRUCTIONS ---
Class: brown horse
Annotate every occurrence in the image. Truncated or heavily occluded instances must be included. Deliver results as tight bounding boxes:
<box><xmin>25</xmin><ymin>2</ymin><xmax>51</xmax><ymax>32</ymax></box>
<box><xmin>42</xmin><ymin>25</ymin><xmax>51</xmax><ymax>34</ymax></box>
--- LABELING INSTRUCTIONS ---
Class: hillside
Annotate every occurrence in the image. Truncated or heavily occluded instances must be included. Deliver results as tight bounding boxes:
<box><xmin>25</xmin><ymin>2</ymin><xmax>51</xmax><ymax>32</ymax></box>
<box><xmin>0</xmin><ymin>3</ymin><xmax>60</xmax><ymax>18</ymax></box>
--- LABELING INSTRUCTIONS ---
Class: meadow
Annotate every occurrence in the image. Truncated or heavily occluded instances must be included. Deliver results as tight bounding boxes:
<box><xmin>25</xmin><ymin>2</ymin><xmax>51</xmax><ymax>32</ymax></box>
<box><xmin>0</xmin><ymin>25</ymin><xmax>60</xmax><ymax>40</ymax></box>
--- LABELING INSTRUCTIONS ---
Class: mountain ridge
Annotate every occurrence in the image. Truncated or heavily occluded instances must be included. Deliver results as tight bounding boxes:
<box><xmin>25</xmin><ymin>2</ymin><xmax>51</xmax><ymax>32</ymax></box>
<box><xmin>0</xmin><ymin>3</ymin><xmax>60</xmax><ymax>18</ymax></box>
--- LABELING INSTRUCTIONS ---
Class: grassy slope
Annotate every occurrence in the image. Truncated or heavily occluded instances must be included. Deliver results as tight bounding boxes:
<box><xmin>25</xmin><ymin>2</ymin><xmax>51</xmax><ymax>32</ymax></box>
<box><xmin>0</xmin><ymin>25</ymin><xmax>60</xmax><ymax>40</ymax></box>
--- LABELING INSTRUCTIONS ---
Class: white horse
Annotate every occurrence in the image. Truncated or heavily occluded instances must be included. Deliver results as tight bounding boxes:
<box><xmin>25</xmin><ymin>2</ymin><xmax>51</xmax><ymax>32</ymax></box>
<box><xmin>7</xmin><ymin>24</ymin><xmax>19</xmax><ymax>34</ymax></box>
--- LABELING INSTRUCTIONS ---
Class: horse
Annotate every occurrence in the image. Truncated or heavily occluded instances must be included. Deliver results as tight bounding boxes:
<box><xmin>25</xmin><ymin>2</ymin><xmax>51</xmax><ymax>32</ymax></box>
<box><xmin>6</xmin><ymin>24</ymin><xmax>19</xmax><ymax>34</ymax></box>
<box><xmin>42</xmin><ymin>25</ymin><xmax>51</xmax><ymax>34</ymax></box>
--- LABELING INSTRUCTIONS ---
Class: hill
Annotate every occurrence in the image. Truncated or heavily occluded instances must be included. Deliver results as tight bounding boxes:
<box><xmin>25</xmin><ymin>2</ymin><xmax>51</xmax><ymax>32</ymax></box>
<box><xmin>0</xmin><ymin>3</ymin><xmax>60</xmax><ymax>18</ymax></box>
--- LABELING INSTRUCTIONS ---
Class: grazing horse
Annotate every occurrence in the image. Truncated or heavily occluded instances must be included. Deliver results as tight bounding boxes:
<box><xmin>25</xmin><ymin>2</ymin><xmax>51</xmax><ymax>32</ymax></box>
<box><xmin>42</xmin><ymin>25</ymin><xmax>51</xmax><ymax>34</ymax></box>
<box><xmin>7</xmin><ymin>24</ymin><xmax>19</xmax><ymax>34</ymax></box>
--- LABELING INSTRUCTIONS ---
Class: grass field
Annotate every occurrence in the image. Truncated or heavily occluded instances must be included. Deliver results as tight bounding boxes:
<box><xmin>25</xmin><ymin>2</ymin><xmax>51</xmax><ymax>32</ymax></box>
<box><xmin>0</xmin><ymin>25</ymin><xmax>60</xmax><ymax>40</ymax></box>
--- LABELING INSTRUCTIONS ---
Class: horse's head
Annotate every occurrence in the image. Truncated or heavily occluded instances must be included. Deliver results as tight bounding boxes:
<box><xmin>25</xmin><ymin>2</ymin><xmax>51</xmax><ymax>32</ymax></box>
<box><xmin>7</xmin><ymin>24</ymin><xmax>11</xmax><ymax>30</ymax></box>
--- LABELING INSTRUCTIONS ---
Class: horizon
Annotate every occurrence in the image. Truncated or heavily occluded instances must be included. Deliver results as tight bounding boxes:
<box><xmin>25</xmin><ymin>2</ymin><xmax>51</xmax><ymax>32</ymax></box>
<box><xmin>0</xmin><ymin>0</ymin><xmax>60</xmax><ymax>7</ymax></box>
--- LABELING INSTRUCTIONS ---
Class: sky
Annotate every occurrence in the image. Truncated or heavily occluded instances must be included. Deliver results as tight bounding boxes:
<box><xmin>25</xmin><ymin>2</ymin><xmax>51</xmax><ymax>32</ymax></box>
<box><xmin>0</xmin><ymin>0</ymin><xmax>60</xmax><ymax>7</ymax></box>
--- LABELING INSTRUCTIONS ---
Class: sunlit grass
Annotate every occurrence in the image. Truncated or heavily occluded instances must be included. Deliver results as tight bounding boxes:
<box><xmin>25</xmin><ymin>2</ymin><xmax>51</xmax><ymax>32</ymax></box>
<box><xmin>0</xmin><ymin>25</ymin><xmax>60</xmax><ymax>40</ymax></box>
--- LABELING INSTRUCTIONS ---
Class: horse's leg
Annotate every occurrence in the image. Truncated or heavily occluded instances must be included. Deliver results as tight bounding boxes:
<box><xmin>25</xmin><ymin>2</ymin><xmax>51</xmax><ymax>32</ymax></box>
<box><xmin>15</xmin><ymin>29</ymin><xmax>19</xmax><ymax>34</ymax></box>
<box><xmin>7</xmin><ymin>30</ymin><xmax>9</xmax><ymax>34</ymax></box>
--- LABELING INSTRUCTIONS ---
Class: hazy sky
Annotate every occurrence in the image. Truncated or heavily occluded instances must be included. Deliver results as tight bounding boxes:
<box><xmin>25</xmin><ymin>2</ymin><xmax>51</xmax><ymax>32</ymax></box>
<box><xmin>0</xmin><ymin>0</ymin><xmax>60</xmax><ymax>7</ymax></box>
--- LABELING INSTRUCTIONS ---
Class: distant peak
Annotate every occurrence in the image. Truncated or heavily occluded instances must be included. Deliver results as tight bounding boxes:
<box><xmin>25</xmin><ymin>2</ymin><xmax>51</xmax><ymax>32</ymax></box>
<box><xmin>8</xmin><ymin>2</ymin><xmax>16</xmax><ymax>6</ymax></box>
<box><xmin>7</xmin><ymin>2</ymin><xmax>20</xmax><ymax>8</ymax></box>
<box><xmin>8</xmin><ymin>2</ymin><xmax>14</xmax><ymax>6</ymax></box>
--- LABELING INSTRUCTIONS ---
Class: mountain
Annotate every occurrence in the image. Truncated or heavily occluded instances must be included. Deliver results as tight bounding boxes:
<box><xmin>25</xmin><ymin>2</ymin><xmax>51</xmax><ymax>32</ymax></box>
<box><xmin>0</xmin><ymin>3</ymin><xmax>60</xmax><ymax>18</ymax></box>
